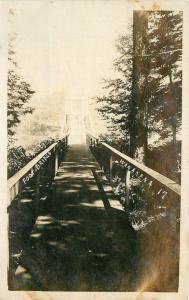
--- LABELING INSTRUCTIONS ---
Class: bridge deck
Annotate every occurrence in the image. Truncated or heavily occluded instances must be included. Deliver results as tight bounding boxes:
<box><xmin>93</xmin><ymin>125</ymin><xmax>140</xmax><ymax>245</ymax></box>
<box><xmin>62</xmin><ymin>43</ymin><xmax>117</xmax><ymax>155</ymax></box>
<box><xmin>13</xmin><ymin>144</ymin><xmax>137</xmax><ymax>291</ymax></box>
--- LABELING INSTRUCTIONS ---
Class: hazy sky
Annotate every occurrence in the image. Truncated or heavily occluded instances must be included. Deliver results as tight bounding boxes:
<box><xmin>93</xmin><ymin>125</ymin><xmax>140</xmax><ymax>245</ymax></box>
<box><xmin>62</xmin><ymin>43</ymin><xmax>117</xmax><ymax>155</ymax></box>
<box><xmin>8</xmin><ymin>0</ymin><xmax>132</xmax><ymax>115</ymax></box>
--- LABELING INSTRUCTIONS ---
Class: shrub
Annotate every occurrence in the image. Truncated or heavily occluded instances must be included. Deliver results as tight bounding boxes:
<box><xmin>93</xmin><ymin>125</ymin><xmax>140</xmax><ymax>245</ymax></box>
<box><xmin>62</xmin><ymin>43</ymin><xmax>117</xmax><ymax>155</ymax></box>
<box><xmin>8</xmin><ymin>138</ymin><xmax>55</xmax><ymax>178</ymax></box>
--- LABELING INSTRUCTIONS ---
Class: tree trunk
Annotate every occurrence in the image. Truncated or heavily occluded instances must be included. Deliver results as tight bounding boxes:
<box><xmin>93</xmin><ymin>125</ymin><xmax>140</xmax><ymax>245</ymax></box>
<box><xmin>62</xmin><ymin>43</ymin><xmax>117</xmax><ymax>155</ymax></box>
<box><xmin>169</xmin><ymin>70</ymin><xmax>178</xmax><ymax>178</ymax></box>
<box><xmin>131</xmin><ymin>11</ymin><xmax>149</xmax><ymax>163</ymax></box>
<box><xmin>130</xmin><ymin>11</ymin><xmax>140</xmax><ymax>158</ymax></box>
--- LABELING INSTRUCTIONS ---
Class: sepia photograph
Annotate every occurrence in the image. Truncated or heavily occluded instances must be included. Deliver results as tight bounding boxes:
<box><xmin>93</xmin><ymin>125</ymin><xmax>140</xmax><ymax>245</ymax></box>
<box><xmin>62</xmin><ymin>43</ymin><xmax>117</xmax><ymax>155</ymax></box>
<box><xmin>1</xmin><ymin>0</ymin><xmax>189</xmax><ymax>299</ymax></box>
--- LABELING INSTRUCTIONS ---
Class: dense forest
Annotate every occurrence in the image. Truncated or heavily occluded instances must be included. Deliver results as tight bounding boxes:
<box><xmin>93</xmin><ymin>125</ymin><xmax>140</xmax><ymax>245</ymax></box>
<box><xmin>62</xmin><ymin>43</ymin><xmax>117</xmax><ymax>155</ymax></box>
<box><xmin>96</xmin><ymin>11</ymin><xmax>182</xmax><ymax>183</ymax></box>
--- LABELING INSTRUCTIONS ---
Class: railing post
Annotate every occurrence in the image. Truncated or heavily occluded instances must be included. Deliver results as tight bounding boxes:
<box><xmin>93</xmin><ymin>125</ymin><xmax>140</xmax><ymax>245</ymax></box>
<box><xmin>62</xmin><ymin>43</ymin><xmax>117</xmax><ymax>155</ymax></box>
<box><xmin>109</xmin><ymin>154</ymin><xmax>113</xmax><ymax>183</ymax></box>
<box><xmin>65</xmin><ymin>136</ymin><xmax>68</xmax><ymax>147</ymax></box>
<box><xmin>34</xmin><ymin>171</ymin><xmax>40</xmax><ymax>218</ymax></box>
<box><xmin>61</xmin><ymin>139</ymin><xmax>65</xmax><ymax>161</ymax></box>
<box><xmin>58</xmin><ymin>140</ymin><xmax>62</xmax><ymax>165</ymax></box>
<box><xmin>55</xmin><ymin>144</ymin><xmax>59</xmax><ymax>175</ymax></box>
<box><xmin>48</xmin><ymin>151</ymin><xmax>53</xmax><ymax>180</ymax></box>
<box><xmin>125</xmin><ymin>168</ymin><xmax>131</xmax><ymax>213</ymax></box>
<box><xmin>59</xmin><ymin>141</ymin><xmax>62</xmax><ymax>163</ymax></box>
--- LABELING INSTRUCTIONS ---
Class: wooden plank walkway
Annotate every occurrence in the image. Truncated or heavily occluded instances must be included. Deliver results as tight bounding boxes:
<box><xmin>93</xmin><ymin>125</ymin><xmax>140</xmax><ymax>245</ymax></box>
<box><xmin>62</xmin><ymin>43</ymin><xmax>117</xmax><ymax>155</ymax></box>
<box><xmin>12</xmin><ymin>144</ymin><xmax>138</xmax><ymax>291</ymax></box>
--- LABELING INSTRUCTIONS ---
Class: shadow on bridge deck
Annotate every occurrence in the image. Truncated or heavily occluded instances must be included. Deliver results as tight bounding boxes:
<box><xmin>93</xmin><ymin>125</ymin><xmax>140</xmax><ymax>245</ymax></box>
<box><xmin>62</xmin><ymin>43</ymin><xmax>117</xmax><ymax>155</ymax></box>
<box><xmin>11</xmin><ymin>144</ymin><xmax>138</xmax><ymax>291</ymax></box>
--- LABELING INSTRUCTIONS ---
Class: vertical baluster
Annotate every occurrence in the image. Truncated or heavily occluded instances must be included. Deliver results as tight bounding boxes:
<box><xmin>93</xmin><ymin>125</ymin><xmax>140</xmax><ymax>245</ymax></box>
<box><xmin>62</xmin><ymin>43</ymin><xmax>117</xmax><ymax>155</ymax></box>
<box><xmin>34</xmin><ymin>171</ymin><xmax>40</xmax><ymax>218</ymax></box>
<box><xmin>62</xmin><ymin>138</ymin><xmax>66</xmax><ymax>161</ymax></box>
<box><xmin>12</xmin><ymin>185</ymin><xmax>16</xmax><ymax>201</ymax></box>
<box><xmin>15</xmin><ymin>181</ymin><xmax>19</xmax><ymax>196</ymax></box>
<box><xmin>65</xmin><ymin>136</ymin><xmax>68</xmax><ymax>147</ymax></box>
<box><xmin>48</xmin><ymin>151</ymin><xmax>53</xmax><ymax>180</ymax></box>
<box><xmin>125</xmin><ymin>168</ymin><xmax>131</xmax><ymax>213</ymax></box>
<box><xmin>18</xmin><ymin>176</ymin><xmax>24</xmax><ymax>196</ymax></box>
<box><xmin>109</xmin><ymin>154</ymin><xmax>113</xmax><ymax>183</ymax></box>
<box><xmin>58</xmin><ymin>140</ymin><xmax>62</xmax><ymax>165</ymax></box>
<box><xmin>101</xmin><ymin>148</ymin><xmax>105</xmax><ymax>174</ymax></box>
<box><xmin>55</xmin><ymin>144</ymin><xmax>59</xmax><ymax>175</ymax></box>
<box><xmin>8</xmin><ymin>188</ymin><xmax>11</xmax><ymax>205</ymax></box>
<box><xmin>10</xmin><ymin>186</ymin><xmax>14</xmax><ymax>204</ymax></box>
<box><xmin>97</xmin><ymin>143</ymin><xmax>101</xmax><ymax>169</ymax></box>
<box><xmin>59</xmin><ymin>140</ymin><xmax>63</xmax><ymax>163</ymax></box>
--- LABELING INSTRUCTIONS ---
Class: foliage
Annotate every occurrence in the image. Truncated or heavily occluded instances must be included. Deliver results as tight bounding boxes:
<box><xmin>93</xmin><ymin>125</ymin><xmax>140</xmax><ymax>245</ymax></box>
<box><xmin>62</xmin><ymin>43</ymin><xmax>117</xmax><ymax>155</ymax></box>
<box><xmin>7</xmin><ymin>70</ymin><xmax>35</xmax><ymax>137</ymax></box>
<box><xmin>7</xmin><ymin>35</ymin><xmax>35</xmax><ymax>145</ymax></box>
<box><xmin>96</xmin><ymin>34</ymin><xmax>133</xmax><ymax>154</ymax></box>
<box><xmin>147</xmin><ymin>11</ymin><xmax>182</xmax><ymax>143</ymax></box>
<box><xmin>8</xmin><ymin>146</ymin><xmax>29</xmax><ymax>178</ymax></box>
<box><xmin>96</xmin><ymin>11</ymin><xmax>182</xmax><ymax>176</ymax></box>
<box><xmin>8</xmin><ymin>138</ymin><xmax>55</xmax><ymax>178</ymax></box>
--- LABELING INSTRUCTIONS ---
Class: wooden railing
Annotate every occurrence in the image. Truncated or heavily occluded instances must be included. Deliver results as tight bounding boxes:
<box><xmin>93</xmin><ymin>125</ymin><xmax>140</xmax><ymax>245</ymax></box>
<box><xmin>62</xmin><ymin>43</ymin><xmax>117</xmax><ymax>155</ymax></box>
<box><xmin>8</xmin><ymin>133</ymin><xmax>69</xmax><ymax>206</ymax></box>
<box><xmin>87</xmin><ymin>133</ymin><xmax>181</xmax><ymax>231</ymax></box>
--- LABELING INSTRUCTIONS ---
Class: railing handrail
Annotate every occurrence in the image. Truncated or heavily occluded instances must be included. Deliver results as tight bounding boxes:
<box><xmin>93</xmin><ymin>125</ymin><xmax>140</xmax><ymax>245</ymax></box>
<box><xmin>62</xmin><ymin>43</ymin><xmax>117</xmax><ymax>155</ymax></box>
<box><xmin>8</xmin><ymin>133</ymin><xmax>69</xmax><ymax>190</ymax></box>
<box><xmin>87</xmin><ymin>133</ymin><xmax>181</xmax><ymax>196</ymax></box>
<box><xmin>8</xmin><ymin>142</ymin><xmax>57</xmax><ymax>189</ymax></box>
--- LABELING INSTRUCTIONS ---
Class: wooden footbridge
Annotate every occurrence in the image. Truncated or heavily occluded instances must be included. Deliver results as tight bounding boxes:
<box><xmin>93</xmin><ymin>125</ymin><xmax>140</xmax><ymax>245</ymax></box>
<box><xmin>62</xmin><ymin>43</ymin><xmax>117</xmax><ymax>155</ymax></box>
<box><xmin>8</xmin><ymin>130</ymin><xmax>181</xmax><ymax>292</ymax></box>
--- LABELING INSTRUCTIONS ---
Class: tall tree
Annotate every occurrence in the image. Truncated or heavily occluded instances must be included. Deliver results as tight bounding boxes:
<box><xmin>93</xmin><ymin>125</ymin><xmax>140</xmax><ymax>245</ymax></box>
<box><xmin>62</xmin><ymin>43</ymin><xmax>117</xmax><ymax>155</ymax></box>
<box><xmin>128</xmin><ymin>10</ymin><xmax>182</xmax><ymax>167</ymax></box>
<box><xmin>146</xmin><ymin>11</ymin><xmax>182</xmax><ymax>176</ymax></box>
<box><xmin>148</xmin><ymin>11</ymin><xmax>182</xmax><ymax>145</ymax></box>
<box><xmin>96</xmin><ymin>33</ymin><xmax>133</xmax><ymax>153</ymax></box>
<box><xmin>96</xmin><ymin>10</ymin><xmax>182</xmax><ymax>177</ymax></box>
<box><xmin>132</xmin><ymin>11</ymin><xmax>150</xmax><ymax>163</ymax></box>
<box><xmin>8</xmin><ymin>35</ymin><xmax>35</xmax><ymax>144</ymax></box>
